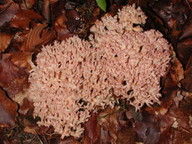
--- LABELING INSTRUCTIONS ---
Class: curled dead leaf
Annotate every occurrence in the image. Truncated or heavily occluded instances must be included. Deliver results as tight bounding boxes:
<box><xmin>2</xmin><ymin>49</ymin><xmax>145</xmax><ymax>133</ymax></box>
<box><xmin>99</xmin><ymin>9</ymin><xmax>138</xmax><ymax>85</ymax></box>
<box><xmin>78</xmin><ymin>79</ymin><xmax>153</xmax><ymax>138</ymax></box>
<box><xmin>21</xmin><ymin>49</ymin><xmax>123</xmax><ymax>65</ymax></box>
<box><xmin>0</xmin><ymin>89</ymin><xmax>18</xmax><ymax>127</ymax></box>
<box><xmin>21</xmin><ymin>23</ymin><xmax>57</xmax><ymax>51</ymax></box>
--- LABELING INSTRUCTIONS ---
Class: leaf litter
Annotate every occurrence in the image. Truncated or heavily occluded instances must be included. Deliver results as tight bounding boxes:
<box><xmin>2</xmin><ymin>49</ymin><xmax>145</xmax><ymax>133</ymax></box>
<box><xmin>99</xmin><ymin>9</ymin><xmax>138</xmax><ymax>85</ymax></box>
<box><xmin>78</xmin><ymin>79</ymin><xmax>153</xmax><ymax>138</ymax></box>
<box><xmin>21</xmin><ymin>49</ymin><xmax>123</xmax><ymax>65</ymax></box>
<box><xmin>0</xmin><ymin>0</ymin><xmax>192</xmax><ymax>143</ymax></box>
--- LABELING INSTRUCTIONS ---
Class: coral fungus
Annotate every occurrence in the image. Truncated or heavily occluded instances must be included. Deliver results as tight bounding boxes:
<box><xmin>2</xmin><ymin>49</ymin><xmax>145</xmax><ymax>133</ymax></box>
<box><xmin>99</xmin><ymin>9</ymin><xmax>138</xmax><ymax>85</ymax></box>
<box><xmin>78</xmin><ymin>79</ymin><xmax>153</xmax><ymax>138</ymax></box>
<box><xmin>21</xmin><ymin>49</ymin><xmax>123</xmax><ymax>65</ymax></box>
<box><xmin>27</xmin><ymin>5</ymin><xmax>171</xmax><ymax>138</ymax></box>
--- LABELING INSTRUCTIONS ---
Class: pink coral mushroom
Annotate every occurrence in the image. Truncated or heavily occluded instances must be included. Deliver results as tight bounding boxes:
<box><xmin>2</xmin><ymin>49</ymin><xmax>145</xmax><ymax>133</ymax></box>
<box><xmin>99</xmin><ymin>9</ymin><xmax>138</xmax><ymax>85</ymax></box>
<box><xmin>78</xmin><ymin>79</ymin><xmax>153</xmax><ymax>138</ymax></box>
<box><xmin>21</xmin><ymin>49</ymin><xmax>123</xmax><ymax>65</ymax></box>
<box><xmin>27</xmin><ymin>5</ymin><xmax>172</xmax><ymax>138</ymax></box>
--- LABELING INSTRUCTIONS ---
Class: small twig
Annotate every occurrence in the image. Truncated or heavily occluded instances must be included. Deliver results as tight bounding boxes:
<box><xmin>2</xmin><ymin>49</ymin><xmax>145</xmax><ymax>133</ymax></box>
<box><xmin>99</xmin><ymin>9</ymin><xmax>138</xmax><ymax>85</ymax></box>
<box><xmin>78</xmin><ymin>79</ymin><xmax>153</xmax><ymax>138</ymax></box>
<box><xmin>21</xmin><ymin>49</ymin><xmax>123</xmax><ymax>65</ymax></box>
<box><xmin>32</xmin><ymin>129</ymin><xmax>44</xmax><ymax>144</ymax></box>
<box><xmin>22</xmin><ymin>0</ymin><xmax>29</xmax><ymax>9</ymax></box>
<box><xmin>99</xmin><ymin>109</ymin><xmax>117</xmax><ymax>119</ymax></box>
<box><xmin>185</xmin><ymin>0</ymin><xmax>192</xmax><ymax>11</ymax></box>
<box><xmin>0</xmin><ymin>2</ymin><xmax>12</xmax><ymax>14</ymax></box>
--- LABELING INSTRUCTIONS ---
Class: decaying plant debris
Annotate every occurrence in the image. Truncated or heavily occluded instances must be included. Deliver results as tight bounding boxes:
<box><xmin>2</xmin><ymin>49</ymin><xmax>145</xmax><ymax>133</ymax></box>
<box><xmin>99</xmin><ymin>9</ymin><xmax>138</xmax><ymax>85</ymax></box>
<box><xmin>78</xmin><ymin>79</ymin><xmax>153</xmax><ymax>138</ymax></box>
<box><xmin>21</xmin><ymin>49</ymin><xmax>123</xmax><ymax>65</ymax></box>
<box><xmin>0</xmin><ymin>0</ymin><xmax>192</xmax><ymax>144</ymax></box>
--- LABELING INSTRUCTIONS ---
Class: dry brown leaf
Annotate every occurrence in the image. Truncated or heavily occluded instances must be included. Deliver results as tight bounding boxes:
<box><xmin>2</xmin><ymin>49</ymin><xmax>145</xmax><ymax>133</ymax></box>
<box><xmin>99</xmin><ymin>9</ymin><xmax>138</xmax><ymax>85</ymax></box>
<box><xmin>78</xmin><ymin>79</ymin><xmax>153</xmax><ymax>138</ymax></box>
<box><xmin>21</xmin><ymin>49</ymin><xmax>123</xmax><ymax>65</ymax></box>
<box><xmin>160</xmin><ymin>56</ymin><xmax>184</xmax><ymax>109</ymax></box>
<box><xmin>9</xmin><ymin>52</ymin><xmax>32</xmax><ymax>70</ymax></box>
<box><xmin>179</xmin><ymin>19</ymin><xmax>192</xmax><ymax>40</ymax></box>
<box><xmin>82</xmin><ymin>107</ymin><xmax>134</xmax><ymax>144</ymax></box>
<box><xmin>173</xmin><ymin>91</ymin><xmax>184</xmax><ymax>107</ymax></box>
<box><xmin>18</xmin><ymin>98</ymin><xmax>34</xmax><ymax>115</ymax></box>
<box><xmin>23</xmin><ymin>0</ymin><xmax>37</xmax><ymax>9</ymax></box>
<box><xmin>134</xmin><ymin>111</ymin><xmax>161</xmax><ymax>144</ymax></box>
<box><xmin>117</xmin><ymin>128</ymin><xmax>136</xmax><ymax>144</ymax></box>
<box><xmin>54</xmin><ymin>14</ymin><xmax>73</xmax><ymax>40</ymax></box>
<box><xmin>65</xmin><ymin>9</ymin><xmax>80</xmax><ymax>32</ymax></box>
<box><xmin>182</xmin><ymin>91</ymin><xmax>192</xmax><ymax>98</ymax></box>
<box><xmin>0</xmin><ymin>0</ymin><xmax>11</xmax><ymax>10</ymax></box>
<box><xmin>0</xmin><ymin>32</ymin><xmax>14</xmax><ymax>52</ymax></box>
<box><xmin>10</xmin><ymin>9</ymin><xmax>44</xmax><ymax>30</ymax></box>
<box><xmin>50</xmin><ymin>0</ymin><xmax>74</xmax><ymax>40</ymax></box>
<box><xmin>23</xmin><ymin>126</ymin><xmax>36</xmax><ymax>135</ymax></box>
<box><xmin>0</xmin><ymin>89</ymin><xmax>18</xmax><ymax>127</ymax></box>
<box><xmin>177</xmin><ymin>38</ymin><xmax>192</xmax><ymax>67</ymax></box>
<box><xmin>21</xmin><ymin>23</ymin><xmax>57</xmax><ymax>51</ymax></box>
<box><xmin>181</xmin><ymin>54</ymin><xmax>192</xmax><ymax>92</ymax></box>
<box><xmin>127</xmin><ymin>0</ymin><xmax>150</xmax><ymax>7</ymax></box>
<box><xmin>0</xmin><ymin>1</ymin><xmax>20</xmax><ymax>27</ymax></box>
<box><xmin>0</xmin><ymin>53</ymin><xmax>29</xmax><ymax>97</ymax></box>
<box><xmin>170</xmin><ymin>57</ymin><xmax>184</xmax><ymax>87</ymax></box>
<box><xmin>82</xmin><ymin>113</ymin><xmax>101</xmax><ymax>144</ymax></box>
<box><xmin>59</xmin><ymin>137</ymin><xmax>81</xmax><ymax>144</ymax></box>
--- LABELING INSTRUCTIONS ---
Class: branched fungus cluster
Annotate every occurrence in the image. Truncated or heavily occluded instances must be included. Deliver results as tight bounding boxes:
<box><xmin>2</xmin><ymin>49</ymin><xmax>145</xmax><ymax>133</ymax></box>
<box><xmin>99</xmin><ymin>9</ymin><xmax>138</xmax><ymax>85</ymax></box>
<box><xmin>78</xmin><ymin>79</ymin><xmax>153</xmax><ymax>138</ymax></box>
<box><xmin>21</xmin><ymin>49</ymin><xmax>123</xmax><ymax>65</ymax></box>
<box><xmin>27</xmin><ymin>5</ymin><xmax>172</xmax><ymax>138</ymax></box>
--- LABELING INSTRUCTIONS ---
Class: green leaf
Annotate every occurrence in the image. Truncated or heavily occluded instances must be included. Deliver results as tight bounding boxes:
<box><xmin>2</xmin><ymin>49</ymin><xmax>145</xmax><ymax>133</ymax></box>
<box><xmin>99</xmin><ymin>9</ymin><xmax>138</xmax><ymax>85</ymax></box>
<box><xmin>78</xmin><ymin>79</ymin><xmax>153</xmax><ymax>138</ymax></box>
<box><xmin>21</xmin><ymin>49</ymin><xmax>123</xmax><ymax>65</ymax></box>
<box><xmin>96</xmin><ymin>0</ymin><xmax>107</xmax><ymax>12</ymax></box>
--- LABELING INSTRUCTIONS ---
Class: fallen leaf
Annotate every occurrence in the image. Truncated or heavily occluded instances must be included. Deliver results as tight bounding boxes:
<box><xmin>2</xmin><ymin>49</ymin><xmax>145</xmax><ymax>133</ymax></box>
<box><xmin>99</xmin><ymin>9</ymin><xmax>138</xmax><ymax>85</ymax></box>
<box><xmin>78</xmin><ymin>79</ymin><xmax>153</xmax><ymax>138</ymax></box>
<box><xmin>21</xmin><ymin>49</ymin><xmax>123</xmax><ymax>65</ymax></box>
<box><xmin>173</xmin><ymin>91</ymin><xmax>184</xmax><ymax>107</ymax></box>
<box><xmin>181</xmin><ymin>55</ymin><xmax>192</xmax><ymax>92</ymax></box>
<box><xmin>10</xmin><ymin>9</ymin><xmax>44</xmax><ymax>30</ymax></box>
<box><xmin>0</xmin><ymin>1</ymin><xmax>20</xmax><ymax>27</ymax></box>
<box><xmin>82</xmin><ymin>113</ymin><xmax>101</xmax><ymax>144</ymax></box>
<box><xmin>0</xmin><ymin>32</ymin><xmax>14</xmax><ymax>52</ymax></box>
<box><xmin>21</xmin><ymin>23</ymin><xmax>57</xmax><ymax>51</ymax></box>
<box><xmin>20</xmin><ymin>0</ymin><xmax>37</xmax><ymax>9</ymax></box>
<box><xmin>170</xmin><ymin>106</ymin><xmax>191</xmax><ymax>133</ymax></box>
<box><xmin>0</xmin><ymin>53</ymin><xmax>29</xmax><ymax>97</ymax></box>
<box><xmin>128</xmin><ymin>0</ymin><xmax>151</xmax><ymax>7</ymax></box>
<box><xmin>182</xmin><ymin>91</ymin><xmax>192</xmax><ymax>98</ymax></box>
<box><xmin>117</xmin><ymin>128</ymin><xmax>136</xmax><ymax>144</ymax></box>
<box><xmin>59</xmin><ymin>137</ymin><xmax>81</xmax><ymax>144</ymax></box>
<box><xmin>0</xmin><ymin>89</ymin><xmax>18</xmax><ymax>127</ymax></box>
<box><xmin>23</xmin><ymin>126</ymin><xmax>36</xmax><ymax>135</ymax></box>
<box><xmin>170</xmin><ymin>128</ymin><xmax>192</xmax><ymax>144</ymax></box>
<box><xmin>99</xmin><ymin>106</ymin><xmax>135</xmax><ymax>144</ymax></box>
<box><xmin>65</xmin><ymin>9</ymin><xmax>80</xmax><ymax>32</ymax></box>
<box><xmin>53</xmin><ymin>10</ymin><xmax>73</xmax><ymax>40</ymax></box>
<box><xmin>9</xmin><ymin>52</ymin><xmax>32</xmax><ymax>70</ymax></box>
<box><xmin>179</xmin><ymin>19</ymin><xmax>192</xmax><ymax>40</ymax></box>
<box><xmin>148</xmin><ymin>1</ymin><xmax>191</xmax><ymax>47</ymax></box>
<box><xmin>163</xmin><ymin>57</ymin><xmax>184</xmax><ymax>88</ymax></box>
<box><xmin>177</xmin><ymin>38</ymin><xmax>192</xmax><ymax>67</ymax></box>
<box><xmin>98</xmin><ymin>107</ymin><xmax>120</xmax><ymax>143</ymax></box>
<box><xmin>151</xmin><ymin>1</ymin><xmax>189</xmax><ymax>30</ymax></box>
<box><xmin>134</xmin><ymin>111</ymin><xmax>160</xmax><ymax>144</ymax></box>
<box><xmin>18</xmin><ymin>98</ymin><xmax>34</xmax><ymax>115</ymax></box>
<box><xmin>0</xmin><ymin>0</ymin><xmax>12</xmax><ymax>9</ymax></box>
<box><xmin>82</xmin><ymin>106</ymin><xmax>135</xmax><ymax>144</ymax></box>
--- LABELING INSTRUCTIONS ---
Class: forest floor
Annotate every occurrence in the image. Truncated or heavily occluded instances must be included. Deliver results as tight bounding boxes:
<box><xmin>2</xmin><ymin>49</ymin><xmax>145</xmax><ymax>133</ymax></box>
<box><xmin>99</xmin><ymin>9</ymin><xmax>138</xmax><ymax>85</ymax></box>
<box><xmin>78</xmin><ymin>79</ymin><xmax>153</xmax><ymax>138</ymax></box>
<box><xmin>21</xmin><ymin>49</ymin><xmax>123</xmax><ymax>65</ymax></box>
<box><xmin>0</xmin><ymin>0</ymin><xmax>192</xmax><ymax>144</ymax></box>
